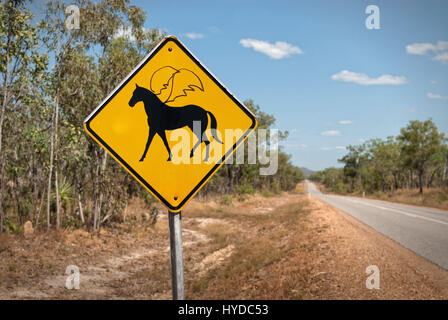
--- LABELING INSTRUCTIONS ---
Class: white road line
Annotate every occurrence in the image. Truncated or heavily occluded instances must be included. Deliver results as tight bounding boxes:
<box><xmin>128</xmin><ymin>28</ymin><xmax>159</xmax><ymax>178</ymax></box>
<box><xmin>343</xmin><ymin>198</ymin><xmax>448</xmax><ymax>227</ymax></box>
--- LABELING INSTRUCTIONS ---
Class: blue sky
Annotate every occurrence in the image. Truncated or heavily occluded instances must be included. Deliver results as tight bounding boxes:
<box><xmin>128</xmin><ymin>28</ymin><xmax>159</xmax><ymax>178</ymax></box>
<box><xmin>34</xmin><ymin>0</ymin><xmax>448</xmax><ymax>170</ymax></box>
<box><xmin>133</xmin><ymin>0</ymin><xmax>448</xmax><ymax>171</ymax></box>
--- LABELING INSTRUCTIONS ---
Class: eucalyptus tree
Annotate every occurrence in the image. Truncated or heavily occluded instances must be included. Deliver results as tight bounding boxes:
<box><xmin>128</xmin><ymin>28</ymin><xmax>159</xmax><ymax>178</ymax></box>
<box><xmin>0</xmin><ymin>0</ymin><xmax>47</xmax><ymax>232</ymax></box>
<box><xmin>78</xmin><ymin>0</ymin><xmax>163</xmax><ymax>233</ymax></box>
<box><xmin>41</xmin><ymin>0</ymin><xmax>82</xmax><ymax>230</ymax></box>
<box><xmin>367</xmin><ymin>137</ymin><xmax>401</xmax><ymax>191</ymax></box>
<box><xmin>397</xmin><ymin>119</ymin><xmax>444</xmax><ymax>194</ymax></box>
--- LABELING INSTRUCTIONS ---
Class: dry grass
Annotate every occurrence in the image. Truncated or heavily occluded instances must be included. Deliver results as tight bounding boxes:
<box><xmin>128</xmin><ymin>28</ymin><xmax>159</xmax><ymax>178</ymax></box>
<box><xmin>363</xmin><ymin>188</ymin><xmax>448</xmax><ymax>211</ymax></box>
<box><xmin>186</xmin><ymin>196</ymin><xmax>312</xmax><ymax>299</ymax></box>
<box><xmin>317</xmin><ymin>182</ymin><xmax>448</xmax><ymax>211</ymax></box>
<box><xmin>1</xmin><ymin>190</ymin><xmax>446</xmax><ymax>299</ymax></box>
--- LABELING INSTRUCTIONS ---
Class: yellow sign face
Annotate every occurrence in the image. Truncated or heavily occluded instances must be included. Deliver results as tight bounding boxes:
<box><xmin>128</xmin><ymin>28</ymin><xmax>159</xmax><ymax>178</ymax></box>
<box><xmin>84</xmin><ymin>36</ymin><xmax>257</xmax><ymax>212</ymax></box>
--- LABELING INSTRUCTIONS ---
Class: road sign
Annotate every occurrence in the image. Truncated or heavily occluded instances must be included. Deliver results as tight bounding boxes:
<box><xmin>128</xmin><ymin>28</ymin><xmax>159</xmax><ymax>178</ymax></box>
<box><xmin>84</xmin><ymin>36</ymin><xmax>257</xmax><ymax>212</ymax></box>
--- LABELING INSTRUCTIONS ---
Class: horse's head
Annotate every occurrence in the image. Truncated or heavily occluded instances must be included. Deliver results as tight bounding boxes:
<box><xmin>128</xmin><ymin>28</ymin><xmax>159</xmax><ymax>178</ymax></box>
<box><xmin>129</xmin><ymin>84</ymin><xmax>145</xmax><ymax>107</ymax></box>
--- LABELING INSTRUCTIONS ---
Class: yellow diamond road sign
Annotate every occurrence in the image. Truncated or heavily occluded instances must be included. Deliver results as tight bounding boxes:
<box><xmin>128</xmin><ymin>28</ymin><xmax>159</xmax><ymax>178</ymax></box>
<box><xmin>84</xmin><ymin>36</ymin><xmax>257</xmax><ymax>212</ymax></box>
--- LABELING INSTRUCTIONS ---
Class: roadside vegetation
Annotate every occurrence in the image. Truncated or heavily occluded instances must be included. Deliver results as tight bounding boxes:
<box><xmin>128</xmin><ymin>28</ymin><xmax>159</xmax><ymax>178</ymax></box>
<box><xmin>311</xmin><ymin>119</ymin><xmax>448</xmax><ymax>209</ymax></box>
<box><xmin>0</xmin><ymin>0</ymin><xmax>304</xmax><ymax>235</ymax></box>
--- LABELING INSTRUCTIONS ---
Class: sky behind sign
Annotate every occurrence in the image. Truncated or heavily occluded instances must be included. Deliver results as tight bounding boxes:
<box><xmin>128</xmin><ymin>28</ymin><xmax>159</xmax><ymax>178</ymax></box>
<box><xmin>33</xmin><ymin>0</ymin><xmax>447</xmax><ymax>171</ymax></box>
<box><xmin>133</xmin><ymin>0</ymin><xmax>448</xmax><ymax>170</ymax></box>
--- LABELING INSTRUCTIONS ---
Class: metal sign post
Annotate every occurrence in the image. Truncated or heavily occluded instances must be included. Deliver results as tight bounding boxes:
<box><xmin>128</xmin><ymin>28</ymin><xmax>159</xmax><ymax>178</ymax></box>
<box><xmin>168</xmin><ymin>210</ymin><xmax>185</xmax><ymax>300</ymax></box>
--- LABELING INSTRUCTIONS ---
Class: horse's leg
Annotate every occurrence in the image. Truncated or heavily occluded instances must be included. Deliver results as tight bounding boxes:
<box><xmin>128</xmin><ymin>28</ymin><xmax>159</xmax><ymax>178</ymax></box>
<box><xmin>190</xmin><ymin>127</ymin><xmax>203</xmax><ymax>158</ymax></box>
<box><xmin>159</xmin><ymin>130</ymin><xmax>173</xmax><ymax>161</ymax></box>
<box><xmin>201</xmin><ymin>120</ymin><xmax>211</xmax><ymax>162</ymax></box>
<box><xmin>140</xmin><ymin>128</ymin><xmax>156</xmax><ymax>162</ymax></box>
<box><xmin>188</xmin><ymin>121</ymin><xmax>202</xmax><ymax>158</ymax></box>
<box><xmin>203</xmin><ymin>140</ymin><xmax>210</xmax><ymax>162</ymax></box>
<box><xmin>202</xmin><ymin>132</ymin><xmax>211</xmax><ymax>162</ymax></box>
<box><xmin>190</xmin><ymin>140</ymin><xmax>201</xmax><ymax>158</ymax></box>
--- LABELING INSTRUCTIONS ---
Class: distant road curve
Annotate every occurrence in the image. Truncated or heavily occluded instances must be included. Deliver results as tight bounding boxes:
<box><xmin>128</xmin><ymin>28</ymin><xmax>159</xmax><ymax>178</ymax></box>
<box><xmin>306</xmin><ymin>180</ymin><xmax>448</xmax><ymax>270</ymax></box>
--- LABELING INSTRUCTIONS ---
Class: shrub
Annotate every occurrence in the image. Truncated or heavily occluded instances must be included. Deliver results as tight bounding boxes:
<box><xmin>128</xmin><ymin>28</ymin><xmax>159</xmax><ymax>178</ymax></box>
<box><xmin>333</xmin><ymin>182</ymin><xmax>349</xmax><ymax>194</ymax></box>
<box><xmin>4</xmin><ymin>217</ymin><xmax>22</xmax><ymax>235</ymax></box>
<box><xmin>236</xmin><ymin>183</ymin><xmax>256</xmax><ymax>195</ymax></box>
<box><xmin>149</xmin><ymin>206</ymin><xmax>158</xmax><ymax>225</ymax></box>
<box><xmin>62</xmin><ymin>215</ymin><xmax>84</xmax><ymax>229</ymax></box>
<box><xmin>261</xmin><ymin>188</ymin><xmax>273</xmax><ymax>197</ymax></box>
<box><xmin>438</xmin><ymin>191</ymin><xmax>448</xmax><ymax>201</ymax></box>
<box><xmin>219</xmin><ymin>194</ymin><xmax>233</xmax><ymax>206</ymax></box>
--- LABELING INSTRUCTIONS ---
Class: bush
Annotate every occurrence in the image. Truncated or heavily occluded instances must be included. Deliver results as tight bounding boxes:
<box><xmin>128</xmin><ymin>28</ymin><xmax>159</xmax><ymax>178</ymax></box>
<box><xmin>333</xmin><ymin>182</ymin><xmax>349</xmax><ymax>194</ymax></box>
<box><xmin>235</xmin><ymin>183</ymin><xmax>255</xmax><ymax>195</ymax></box>
<box><xmin>271</xmin><ymin>182</ymin><xmax>281</xmax><ymax>195</ymax></box>
<box><xmin>149</xmin><ymin>206</ymin><xmax>158</xmax><ymax>225</ymax></box>
<box><xmin>261</xmin><ymin>188</ymin><xmax>273</xmax><ymax>197</ymax></box>
<box><xmin>219</xmin><ymin>194</ymin><xmax>233</xmax><ymax>206</ymax></box>
<box><xmin>438</xmin><ymin>191</ymin><xmax>448</xmax><ymax>201</ymax></box>
<box><xmin>62</xmin><ymin>215</ymin><xmax>84</xmax><ymax>229</ymax></box>
<box><xmin>4</xmin><ymin>218</ymin><xmax>22</xmax><ymax>235</ymax></box>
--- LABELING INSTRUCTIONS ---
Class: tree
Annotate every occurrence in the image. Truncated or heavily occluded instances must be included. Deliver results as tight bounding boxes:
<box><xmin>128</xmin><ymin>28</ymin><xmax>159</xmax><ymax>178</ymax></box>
<box><xmin>338</xmin><ymin>144</ymin><xmax>367</xmax><ymax>192</ymax></box>
<box><xmin>367</xmin><ymin>137</ymin><xmax>401</xmax><ymax>191</ymax></box>
<box><xmin>41</xmin><ymin>0</ymin><xmax>163</xmax><ymax>233</ymax></box>
<box><xmin>396</xmin><ymin>119</ymin><xmax>443</xmax><ymax>194</ymax></box>
<box><xmin>0</xmin><ymin>0</ymin><xmax>47</xmax><ymax>232</ymax></box>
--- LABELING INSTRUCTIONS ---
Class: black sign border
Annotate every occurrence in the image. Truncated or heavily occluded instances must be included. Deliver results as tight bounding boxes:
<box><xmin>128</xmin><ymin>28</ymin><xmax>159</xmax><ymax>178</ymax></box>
<box><xmin>84</xmin><ymin>36</ymin><xmax>257</xmax><ymax>211</ymax></box>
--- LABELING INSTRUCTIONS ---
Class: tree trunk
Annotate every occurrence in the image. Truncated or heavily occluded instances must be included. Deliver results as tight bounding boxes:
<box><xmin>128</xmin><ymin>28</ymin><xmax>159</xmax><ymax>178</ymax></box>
<box><xmin>443</xmin><ymin>158</ymin><xmax>447</xmax><ymax>188</ymax></box>
<box><xmin>46</xmin><ymin>96</ymin><xmax>57</xmax><ymax>231</ymax></box>
<box><xmin>0</xmin><ymin>161</ymin><xmax>4</xmax><ymax>233</ymax></box>
<box><xmin>54</xmin><ymin>94</ymin><xmax>61</xmax><ymax>229</ymax></box>
<box><xmin>35</xmin><ymin>189</ymin><xmax>45</xmax><ymax>228</ymax></box>
<box><xmin>418</xmin><ymin>165</ymin><xmax>423</xmax><ymax>194</ymax></box>
<box><xmin>93</xmin><ymin>150</ymin><xmax>108</xmax><ymax>233</ymax></box>
<box><xmin>77</xmin><ymin>192</ymin><xmax>85</xmax><ymax>224</ymax></box>
<box><xmin>427</xmin><ymin>169</ymin><xmax>437</xmax><ymax>188</ymax></box>
<box><xmin>0</xmin><ymin>46</ymin><xmax>10</xmax><ymax>233</ymax></box>
<box><xmin>55</xmin><ymin>169</ymin><xmax>60</xmax><ymax>228</ymax></box>
<box><xmin>13</xmin><ymin>146</ymin><xmax>23</xmax><ymax>224</ymax></box>
<box><xmin>393</xmin><ymin>173</ymin><xmax>398</xmax><ymax>191</ymax></box>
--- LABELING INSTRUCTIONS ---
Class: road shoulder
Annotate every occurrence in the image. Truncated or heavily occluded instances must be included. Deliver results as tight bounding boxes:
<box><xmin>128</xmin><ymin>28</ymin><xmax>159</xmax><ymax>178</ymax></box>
<box><xmin>307</xmin><ymin>195</ymin><xmax>448</xmax><ymax>299</ymax></box>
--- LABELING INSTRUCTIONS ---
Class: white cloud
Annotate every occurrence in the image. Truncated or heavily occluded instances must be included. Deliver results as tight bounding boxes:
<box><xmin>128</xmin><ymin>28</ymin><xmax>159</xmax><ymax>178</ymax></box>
<box><xmin>406</xmin><ymin>41</ymin><xmax>448</xmax><ymax>64</ymax></box>
<box><xmin>431</xmin><ymin>80</ymin><xmax>437</xmax><ymax>84</ymax></box>
<box><xmin>339</xmin><ymin>120</ymin><xmax>353</xmax><ymax>125</ymax></box>
<box><xmin>433</xmin><ymin>52</ymin><xmax>448</xmax><ymax>63</ymax></box>
<box><xmin>321</xmin><ymin>146</ymin><xmax>346</xmax><ymax>151</ymax></box>
<box><xmin>321</xmin><ymin>130</ymin><xmax>342</xmax><ymax>136</ymax></box>
<box><xmin>331</xmin><ymin>70</ymin><xmax>407</xmax><ymax>85</ymax></box>
<box><xmin>428</xmin><ymin>92</ymin><xmax>448</xmax><ymax>100</ymax></box>
<box><xmin>406</xmin><ymin>41</ymin><xmax>448</xmax><ymax>55</ymax></box>
<box><xmin>184</xmin><ymin>32</ymin><xmax>204</xmax><ymax>40</ymax></box>
<box><xmin>239</xmin><ymin>38</ymin><xmax>303</xmax><ymax>59</ymax></box>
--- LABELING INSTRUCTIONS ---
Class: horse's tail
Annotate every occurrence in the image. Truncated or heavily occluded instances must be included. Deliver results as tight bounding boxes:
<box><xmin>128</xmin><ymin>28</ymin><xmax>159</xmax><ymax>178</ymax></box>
<box><xmin>207</xmin><ymin>111</ymin><xmax>223</xmax><ymax>144</ymax></box>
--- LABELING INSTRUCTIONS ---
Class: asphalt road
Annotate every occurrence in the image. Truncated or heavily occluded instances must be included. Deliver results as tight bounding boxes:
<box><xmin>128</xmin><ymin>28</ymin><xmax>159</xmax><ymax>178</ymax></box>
<box><xmin>306</xmin><ymin>180</ymin><xmax>448</xmax><ymax>270</ymax></box>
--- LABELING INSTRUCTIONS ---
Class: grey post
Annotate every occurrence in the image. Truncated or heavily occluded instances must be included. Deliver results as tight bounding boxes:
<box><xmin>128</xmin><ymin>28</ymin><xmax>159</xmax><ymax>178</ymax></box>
<box><xmin>168</xmin><ymin>210</ymin><xmax>185</xmax><ymax>300</ymax></box>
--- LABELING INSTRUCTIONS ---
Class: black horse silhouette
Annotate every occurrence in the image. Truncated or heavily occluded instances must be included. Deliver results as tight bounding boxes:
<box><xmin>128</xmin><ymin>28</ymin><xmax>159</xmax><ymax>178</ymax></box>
<box><xmin>128</xmin><ymin>84</ymin><xmax>223</xmax><ymax>162</ymax></box>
